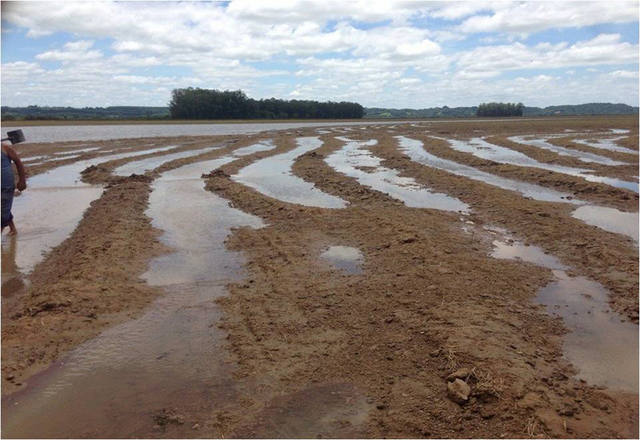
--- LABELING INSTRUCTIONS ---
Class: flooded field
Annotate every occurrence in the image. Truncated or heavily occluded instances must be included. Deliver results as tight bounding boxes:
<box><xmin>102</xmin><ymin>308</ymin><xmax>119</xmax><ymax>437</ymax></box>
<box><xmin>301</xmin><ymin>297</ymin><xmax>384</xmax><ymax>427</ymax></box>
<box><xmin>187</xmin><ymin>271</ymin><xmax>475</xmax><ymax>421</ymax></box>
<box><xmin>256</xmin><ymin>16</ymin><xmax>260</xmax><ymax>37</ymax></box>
<box><xmin>2</xmin><ymin>116</ymin><xmax>638</xmax><ymax>438</ymax></box>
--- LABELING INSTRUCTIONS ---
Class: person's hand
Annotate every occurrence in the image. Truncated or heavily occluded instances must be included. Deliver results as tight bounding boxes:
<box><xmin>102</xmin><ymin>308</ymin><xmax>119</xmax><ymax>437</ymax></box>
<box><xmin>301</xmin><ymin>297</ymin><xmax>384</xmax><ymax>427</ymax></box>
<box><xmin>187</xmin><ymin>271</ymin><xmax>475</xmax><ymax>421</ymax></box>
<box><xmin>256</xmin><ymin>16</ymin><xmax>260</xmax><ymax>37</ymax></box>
<box><xmin>17</xmin><ymin>180</ymin><xmax>26</xmax><ymax>191</ymax></box>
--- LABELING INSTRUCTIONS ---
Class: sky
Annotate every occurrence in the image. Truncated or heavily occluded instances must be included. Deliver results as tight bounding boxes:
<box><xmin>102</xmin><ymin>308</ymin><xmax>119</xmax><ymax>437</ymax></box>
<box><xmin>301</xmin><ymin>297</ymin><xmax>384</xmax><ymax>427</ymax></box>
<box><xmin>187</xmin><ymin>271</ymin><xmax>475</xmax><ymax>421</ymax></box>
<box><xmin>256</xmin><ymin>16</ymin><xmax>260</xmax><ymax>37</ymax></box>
<box><xmin>1</xmin><ymin>1</ymin><xmax>638</xmax><ymax>109</ymax></box>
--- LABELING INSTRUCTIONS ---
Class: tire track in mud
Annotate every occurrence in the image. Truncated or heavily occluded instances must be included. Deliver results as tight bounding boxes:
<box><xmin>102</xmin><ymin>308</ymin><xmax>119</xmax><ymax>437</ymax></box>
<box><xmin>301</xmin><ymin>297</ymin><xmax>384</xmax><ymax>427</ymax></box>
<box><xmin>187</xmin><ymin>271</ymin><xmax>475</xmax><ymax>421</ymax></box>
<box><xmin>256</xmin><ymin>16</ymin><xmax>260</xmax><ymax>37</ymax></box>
<box><xmin>203</xmin><ymin>130</ymin><xmax>637</xmax><ymax>438</ymax></box>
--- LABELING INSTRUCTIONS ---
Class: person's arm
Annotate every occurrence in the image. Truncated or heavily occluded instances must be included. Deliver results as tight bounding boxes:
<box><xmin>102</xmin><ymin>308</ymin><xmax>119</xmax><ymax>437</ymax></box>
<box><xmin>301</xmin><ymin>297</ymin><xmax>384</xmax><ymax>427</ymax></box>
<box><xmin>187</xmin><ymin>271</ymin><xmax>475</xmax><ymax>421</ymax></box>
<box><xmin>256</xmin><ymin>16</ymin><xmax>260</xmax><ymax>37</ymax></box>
<box><xmin>4</xmin><ymin>145</ymin><xmax>27</xmax><ymax>191</ymax></box>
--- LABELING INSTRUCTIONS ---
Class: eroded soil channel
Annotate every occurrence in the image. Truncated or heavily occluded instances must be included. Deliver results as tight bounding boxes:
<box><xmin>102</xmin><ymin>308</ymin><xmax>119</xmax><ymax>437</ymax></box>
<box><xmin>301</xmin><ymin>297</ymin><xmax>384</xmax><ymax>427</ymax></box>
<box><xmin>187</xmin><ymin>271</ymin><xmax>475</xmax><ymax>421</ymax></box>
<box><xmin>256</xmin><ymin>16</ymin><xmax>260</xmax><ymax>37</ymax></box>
<box><xmin>441</xmin><ymin>137</ymin><xmax>639</xmax><ymax>193</ymax></box>
<box><xmin>2</xmin><ymin>117</ymin><xmax>638</xmax><ymax>439</ymax></box>
<box><xmin>397</xmin><ymin>136</ymin><xmax>638</xmax><ymax>241</ymax></box>
<box><xmin>1</xmin><ymin>150</ymin><xmax>265</xmax><ymax>438</ymax></box>
<box><xmin>2</xmin><ymin>145</ymin><xmax>181</xmax><ymax>296</ymax></box>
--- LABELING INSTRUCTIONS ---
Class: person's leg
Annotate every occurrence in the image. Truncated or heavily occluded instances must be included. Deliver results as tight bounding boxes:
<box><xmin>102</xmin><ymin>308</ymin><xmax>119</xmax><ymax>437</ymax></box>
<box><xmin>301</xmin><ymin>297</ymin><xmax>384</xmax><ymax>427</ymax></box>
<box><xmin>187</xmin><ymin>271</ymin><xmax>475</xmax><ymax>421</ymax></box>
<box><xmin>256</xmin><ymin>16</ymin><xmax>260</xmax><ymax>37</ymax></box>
<box><xmin>8</xmin><ymin>218</ymin><xmax>16</xmax><ymax>235</ymax></box>
<box><xmin>1</xmin><ymin>189</ymin><xmax>15</xmax><ymax>234</ymax></box>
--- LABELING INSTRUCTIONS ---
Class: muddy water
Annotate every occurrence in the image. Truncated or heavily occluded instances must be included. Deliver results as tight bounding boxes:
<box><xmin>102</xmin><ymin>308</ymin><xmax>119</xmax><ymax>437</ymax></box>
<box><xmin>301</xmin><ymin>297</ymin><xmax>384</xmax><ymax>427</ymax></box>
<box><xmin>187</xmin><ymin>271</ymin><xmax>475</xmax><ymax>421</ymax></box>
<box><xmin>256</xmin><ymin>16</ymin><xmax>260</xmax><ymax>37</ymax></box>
<box><xmin>441</xmin><ymin>137</ymin><xmax>639</xmax><ymax>193</ymax></box>
<box><xmin>396</xmin><ymin>136</ymin><xmax>581</xmax><ymax>204</ymax></box>
<box><xmin>7</xmin><ymin>146</ymin><xmax>179</xmax><ymax>280</ymax></box>
<box><xmin>397</xmin><ymin>136</ymin><xmax>638</xmax><ymax>240</ymax></box>
<box><xmin>320</xmin><ymin>246</ymin><xmax>363</xmax><ymax>274</ymax></box>
<box><xmin>113</xmin><ymin>146</ymin><xmax>220</xmax><ymax>176</ymax></box>
<box><xmin>573</xmin><ymin>137</ymin><xmax>639</xmax><ymax>155</ymax></box>
<box><xmin>327</xmin><ymin>137</ymin><xmax>469</xmax><ymax>213</ymax></box>
<box><xmin>509</xmin><ymin>136</ymin><xmax>628</xmax><ymax>166</ymax></box>
<box><xmin>491</xmin><ymin>240</ymin><xmax>568</xmax><ymax>270</ymax></box>
<box><xmin>571</xmin><ymin>206</ymin><xmax>639</xmax><ymax>242</ymax></box>
<box><xmin>491</xmin><ymin>238</ymin><xmax>639</xmax><ymax>393</ymax></box>
<box><xmin>2</xmin><ymin>148</ymin><xmax>372</xmax><ymax>437</ymax></box>
<box><xmin>233</xmin><ymin>137</ymin><xmax>348</xmax><ymax>208</ymax></box>
<box><xmin>16</xmin><ymin>121</ymin><xmax>404</xmax><ymax>143</ymax></box>
<box><xmin>1</xmin><ymin>155</ymin><xmax>265</xmax><ymax>438</ymax></box>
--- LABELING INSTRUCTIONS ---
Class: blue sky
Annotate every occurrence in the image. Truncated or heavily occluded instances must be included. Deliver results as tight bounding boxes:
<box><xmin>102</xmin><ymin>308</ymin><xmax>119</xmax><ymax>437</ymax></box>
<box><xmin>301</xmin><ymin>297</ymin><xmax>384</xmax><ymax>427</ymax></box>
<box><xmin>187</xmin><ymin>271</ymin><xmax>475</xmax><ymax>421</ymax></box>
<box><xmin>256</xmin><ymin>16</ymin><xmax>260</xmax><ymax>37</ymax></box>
<box><xmin>1</xmin><ymin>1</ymin><xmax>638</xmax><ymax>108</ymax></box>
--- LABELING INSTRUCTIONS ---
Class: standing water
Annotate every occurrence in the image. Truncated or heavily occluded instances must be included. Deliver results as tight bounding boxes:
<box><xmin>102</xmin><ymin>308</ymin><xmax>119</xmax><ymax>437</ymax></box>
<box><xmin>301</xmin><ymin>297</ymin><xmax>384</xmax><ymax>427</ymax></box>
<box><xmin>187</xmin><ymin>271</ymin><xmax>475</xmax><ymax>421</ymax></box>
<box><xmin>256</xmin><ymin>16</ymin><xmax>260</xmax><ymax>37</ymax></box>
<box><xmin>491</xmin><ymin>237</ymin><xmax>638</xmax><ymax>392</ymax></box>
<box><xmin>8</xmin><ymin>145</ymin><xmax>178</xmax><ymax>278</ymax></box>
<box><xmin>1</xmin><ymin>152</ymin><xmax>265</xmax><ymax>438</ymax></box>
<box><xmin>320</xmin><ymin>246</ymin><xmax>363</xmax><ymax>274</ymax></box>
<box><xmin>396</xmin><ymin>137</ymin><xmax>638</xmax><ymax>241</ymax></box>
<box><xmin>232</xmin><ymin>137</ymin><xmax>348</xmax><ymax>208</ymax></box>
<box><xmin>441</xmin><ymin>137</ymin><xmax>639</xmax><ymax>193</ymax></box>
<box><xmin>326</xmin><ymin>137</ymin><xmax>469</xmax><ymax>213</ymax></box>
<box><xmin>508</xmin><ymin>136</ymin><xmax>629</xmax><ymax>166</ymax></box>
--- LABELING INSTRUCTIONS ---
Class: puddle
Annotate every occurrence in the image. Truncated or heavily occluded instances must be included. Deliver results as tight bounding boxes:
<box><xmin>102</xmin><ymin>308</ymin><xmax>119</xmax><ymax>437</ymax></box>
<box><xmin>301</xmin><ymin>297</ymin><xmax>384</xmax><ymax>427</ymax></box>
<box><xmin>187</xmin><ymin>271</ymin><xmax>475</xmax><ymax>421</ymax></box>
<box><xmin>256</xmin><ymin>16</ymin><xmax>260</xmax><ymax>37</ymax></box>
<box><xmin>1</xmin><ymin>235</ymin><xmax>29</xmax><ymax>297</ymax></box>
<box><xmin>397</xmin><ymin>137</ymin><xmax>638</xmax><ymax>241</ymax></box>
<box><xmin>396</xmin><ymin>136</ymin><xmax>582</xmax><ymax>204</ymax></box>
<box><xmin>113</xmin><ymin>146</ymin><xmax>218</xmax><ymax>176</ymax></box>
<box><xmin>320</xmin><ymin>246</ymin><xmax>363</xmax><ymax>274</ymax></box>
<box><xmin>441</xmin><ymin>137</ymin><xmax>638</xmax><ymax>193</ymax></box>
<box><xmin>491</xmin><ymin>240</ymin><xmax>568</xmax><ymax>270</ymax></box>
<box><xmin>491</xmin><ymin>238</ymin><xmax>638</xmax><ymax>393</ymax></box>
<box><xmin>233</xmin><ymin>137</ymin><xmax>348</xmax><ymax>208</ymax></box>
<box><xmin>232</xmin><ymin>139</ymin><xmax>276</xmax><ymax>156</ymax></box>
<box><xmin>610</xmin><ymin>129</ymin><xmax>630</xmax><ymax>135</ymax></box>
<box><xmin>571</xmin><ymin>206</ymin><xmax>639</xmax><ymax>242</ymax></box>
<box><xmin>1</xmin><ymin>155</ymin><xmax>265</xmax><ymax>438</ymax></box>
<box><xmin>326</xmin><ymin>137</ymin><xmax>469</xmax><ymax>213</ymax></box>
<box><xmin>538</xmin><ymin>271</ymin><xmax>639</xmax><ymax>392</ymax></box>
<box><xmin>509</xmin><ymin>136</ymin><xmax>628</xmax><ymax>166</ymax></box>
<box><xmin>573</xmin><ymin>137</ymin><xmax>639</xmax><ymax>155</ymax></box>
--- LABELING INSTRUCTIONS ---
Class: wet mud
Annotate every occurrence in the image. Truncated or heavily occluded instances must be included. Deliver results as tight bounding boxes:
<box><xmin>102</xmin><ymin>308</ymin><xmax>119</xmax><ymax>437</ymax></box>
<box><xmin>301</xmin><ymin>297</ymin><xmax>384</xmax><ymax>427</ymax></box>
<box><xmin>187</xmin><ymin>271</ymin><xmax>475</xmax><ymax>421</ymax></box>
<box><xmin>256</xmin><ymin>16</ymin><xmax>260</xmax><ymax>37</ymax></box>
<box><xmin>2</xmin><ymin>116</ymin><xmax>638</xmax><ymax>439</ymax></box>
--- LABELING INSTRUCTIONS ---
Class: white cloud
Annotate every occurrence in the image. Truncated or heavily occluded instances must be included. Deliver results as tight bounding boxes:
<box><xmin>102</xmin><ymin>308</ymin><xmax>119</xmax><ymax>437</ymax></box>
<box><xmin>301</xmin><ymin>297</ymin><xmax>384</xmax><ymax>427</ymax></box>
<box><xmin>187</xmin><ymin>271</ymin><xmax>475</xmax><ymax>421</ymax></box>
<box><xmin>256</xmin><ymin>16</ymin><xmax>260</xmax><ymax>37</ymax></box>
<box><xmin>456</xmin><ymin>34</ymin><xmax>638</xmax><ymax>75</ymax></box>
<box><xmin>457</xmin><ymin>1</ymin><xmax>638</xmax><ymax>35</ymax></box>
<box><xmin>608</xmin><ymin>70</ymin><xmax>639</xmax><ymax>79</ymax></box>
<box><xmin>35</xmin><ymin>40</ymin><xmax>103</xmax><ymax>63</ymax></box>
<box><xmin>1</xmin><ymin>1</ymin><xmax>638</xmax><ymax>107</ymax></box>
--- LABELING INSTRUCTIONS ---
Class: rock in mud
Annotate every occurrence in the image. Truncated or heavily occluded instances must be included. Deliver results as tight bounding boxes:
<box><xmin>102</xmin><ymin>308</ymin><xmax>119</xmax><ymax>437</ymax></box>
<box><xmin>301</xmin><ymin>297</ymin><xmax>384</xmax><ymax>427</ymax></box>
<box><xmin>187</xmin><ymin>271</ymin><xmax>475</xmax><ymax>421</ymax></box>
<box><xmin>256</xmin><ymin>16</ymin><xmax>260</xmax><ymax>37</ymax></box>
<box><xmin>447</xmin><ymin>367</ymin><xmax>473</xmax><ymax>382</ymax></box>
<box><xmin>447</xmin><ymin>378</ymin><xmax>471</xmax><ymax>405</ymax></box>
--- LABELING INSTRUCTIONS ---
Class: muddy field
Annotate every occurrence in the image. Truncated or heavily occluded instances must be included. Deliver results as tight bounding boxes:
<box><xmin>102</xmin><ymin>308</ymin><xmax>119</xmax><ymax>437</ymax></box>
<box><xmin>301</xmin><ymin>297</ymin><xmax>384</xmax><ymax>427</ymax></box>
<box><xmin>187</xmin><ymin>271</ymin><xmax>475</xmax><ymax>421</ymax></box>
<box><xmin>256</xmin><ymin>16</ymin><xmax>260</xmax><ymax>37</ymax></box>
<box><xmin>1</xmin><ymin>116</ymin><xmax>638</xmax><ymax>438</ymax></box>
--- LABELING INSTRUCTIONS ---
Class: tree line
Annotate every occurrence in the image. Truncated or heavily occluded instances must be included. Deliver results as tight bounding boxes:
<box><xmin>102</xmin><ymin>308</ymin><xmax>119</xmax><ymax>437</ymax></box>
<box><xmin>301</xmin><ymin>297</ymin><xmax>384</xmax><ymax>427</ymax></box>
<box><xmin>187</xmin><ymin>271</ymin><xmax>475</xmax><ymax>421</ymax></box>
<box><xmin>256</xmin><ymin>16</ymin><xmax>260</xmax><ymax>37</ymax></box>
<box><xmin>169</xmin><ymin>88</ymin><xmax>364</xmax><ymax>119</ymax></box>
<box><xmin>476</xmin><ymin>102</ymin><xmax>524</xmax><ymax>117</ymax></box>
<box><xmin>1</xmin><ymin>105</ymin><xmax>169</xmax><ymax>120</ymax></box>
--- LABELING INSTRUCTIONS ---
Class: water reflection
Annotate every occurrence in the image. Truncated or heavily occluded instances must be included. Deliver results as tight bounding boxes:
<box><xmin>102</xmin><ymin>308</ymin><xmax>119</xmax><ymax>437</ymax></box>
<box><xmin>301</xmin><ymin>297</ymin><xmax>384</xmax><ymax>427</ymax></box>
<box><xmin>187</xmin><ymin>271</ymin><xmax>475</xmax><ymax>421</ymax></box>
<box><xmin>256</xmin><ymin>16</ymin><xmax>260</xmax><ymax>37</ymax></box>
<box><xmin>326</xmin><ymin>137</ymin><xmax>469</xmax><ymax>213</ymax></box>
<box><xmin>233</xmin><ymin>137</ymin><xmax>348</xmax><ymax>208</ymax></box>
<box><xmin>113</xmin><ymin>146</ymin><xmax>218</xmax><ymax>176</ymax></box>
<box><xmin>441</xmin><ymin>137</ymin><xmax>638</xmax><ymax>193</ymax></box>
<box><xmin>1</xmin><ymin>151</ymin><xmax>265</xmax><ymax>438</ymax></box>
<box><xmin>491</xmin><ymin>237</ymin><xmax>638</xmax><ymax>392</ymax></box>
<box><xmin>572</xmin><ymin>206</ymin><xmax>639</xmax><ymax>242</ymax></box>
<box><xmin>509</xmin><ymin>136</ymin><xmax>628</xmax><ymax>166</ymax></box>
<box><xmin>320</xmin><ymin>246</ymin><xmax>363</xmax><ymax>274</ymax></box>
<box><xmin>573</xmin><ymin>137</ymin><xmax>639</xmax><ymax>155</ymax></box>
<box><xmin>396</xmin><ymin>136</ymin><xmax>581</xmax><ymax>204</ymax></box>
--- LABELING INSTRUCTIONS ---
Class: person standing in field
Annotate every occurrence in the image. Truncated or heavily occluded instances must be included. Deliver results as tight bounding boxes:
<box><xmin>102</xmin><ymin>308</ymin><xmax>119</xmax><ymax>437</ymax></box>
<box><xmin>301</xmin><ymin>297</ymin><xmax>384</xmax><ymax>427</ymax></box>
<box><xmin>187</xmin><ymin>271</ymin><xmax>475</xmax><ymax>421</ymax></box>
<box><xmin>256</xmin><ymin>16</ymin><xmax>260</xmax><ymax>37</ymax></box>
<box><xmin>1</xmin><ymin>141</ymin><xmax>27</xmax><ymax>235</ymax></box>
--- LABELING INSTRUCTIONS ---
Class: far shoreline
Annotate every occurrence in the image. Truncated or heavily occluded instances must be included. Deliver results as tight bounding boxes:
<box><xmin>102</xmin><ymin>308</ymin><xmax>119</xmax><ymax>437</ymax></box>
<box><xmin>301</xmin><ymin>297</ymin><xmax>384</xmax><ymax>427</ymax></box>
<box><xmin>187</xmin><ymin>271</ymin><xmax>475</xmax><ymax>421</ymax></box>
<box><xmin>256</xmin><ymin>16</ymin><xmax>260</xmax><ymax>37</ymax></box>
<box><xmin>2</xmin><ymin>114</ymin><xmax>636</xmax><ymax>127</ymax></box>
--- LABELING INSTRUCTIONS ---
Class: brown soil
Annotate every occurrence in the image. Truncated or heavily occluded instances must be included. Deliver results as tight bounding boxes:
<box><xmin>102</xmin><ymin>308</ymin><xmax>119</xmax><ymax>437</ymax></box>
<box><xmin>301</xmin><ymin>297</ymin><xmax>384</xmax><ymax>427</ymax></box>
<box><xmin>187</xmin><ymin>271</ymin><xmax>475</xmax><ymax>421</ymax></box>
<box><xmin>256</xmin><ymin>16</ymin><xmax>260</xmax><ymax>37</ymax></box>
<box><xmin>2</xmin><ymin>116</ymin><xmax>638</xmax><ymax>438</ymax></box>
